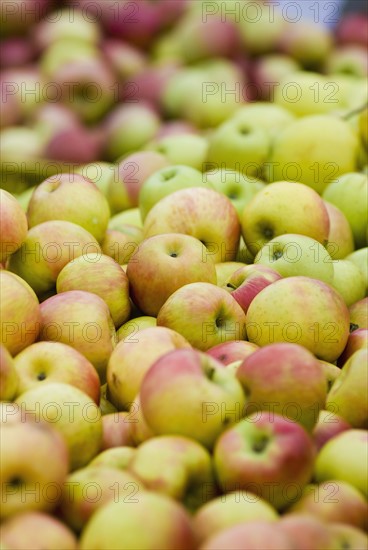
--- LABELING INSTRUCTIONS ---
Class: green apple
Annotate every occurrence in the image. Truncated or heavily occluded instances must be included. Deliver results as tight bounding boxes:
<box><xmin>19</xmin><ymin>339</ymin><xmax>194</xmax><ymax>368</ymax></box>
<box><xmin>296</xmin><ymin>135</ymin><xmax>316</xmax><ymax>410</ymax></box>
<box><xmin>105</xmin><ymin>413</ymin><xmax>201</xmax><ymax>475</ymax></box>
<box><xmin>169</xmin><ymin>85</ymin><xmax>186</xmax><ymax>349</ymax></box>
<box><xmin>323</xmin><ymin>172</ymin><xmax>368</xmax><ymax>249</ymax></box>
<box><xmin>116</xmin><ymin>316</ymin><xmax>156</xmax><ymax>343</ymax></box>
<box><xmin>254</xmin><ymin>234</ymin><xmax>334</xmax><ymax>284</ymax></box>
<box><xmin>240</xmin><ymin>181</ymin><xmax>330</xmax><ymax>257</ymax></box>
<box><xmin>35</xmin><ymin>7</ymin><xmax>100</xmax><ymax>48</ymax></box>
<box><xmin>75</xmin><ymin>162</ymin><xmax>115</xmax><ymax>197</ymax></box>
<box><xmin>0</xmin><ymin>189</ymin><xmax>27</xmax><ymax>263</ymax></box>
<box><xmin>246</xmin><ymin>277</ymin><xmax>350</xmax><ymax>363</ymax></box>
<box><xmin>147</xmin><ymin>133</ymin><xmax>208</xmax><ymax>171</ymax></box>
<box><xmin>237</xmin><ymin>3</ymin><xmax>286</xmax><ymax>55</ymax></box>
<box><xmin>127</xmin><ymin>234</ymin><xmax>217</xmax><ymax>316</ymax></box>
<box><xmin>109</xmin><ymin>208</ymin><xmax>143</xmax><ymax>229</ymax></box>
<box><xmin>349</xmin><ymin>298</ymin><xmax>368</xmax><ymax>331</ymax></box>
<box><xmin>279</xmin><ymin>19</ymin><xmax>333</xmax><ymax>67</ymax></box>
<box><xmin>323</xmin><ymin>201</ymin><xmax>355</xmax><ymax>260</ymax></box>
<box><xmin>99</xmin><ymin>383</ymin><xmax>117</xmax><ymax>416</ymax></box>
<box><xmin>101</xmin><ymin>411</ymin><xmax>135</xmax><ymax>450</ymax></box>
<box><xmin>319</xmin><ymin>361</ymin><xmax>342</xmax><ymax>392</ymax></box>
<box><xmin>231</xmin><ymin>102</ymin><xmax>295</xmax><ymax>140</ymax></box>
<box><xmin>328</xmin><ymin>523</ymin><xmax>368</xmax><ymax>550</ymax></box>
<box><xmin>331</xmin><ymin>260</ymin><xmax>366</xmax><ymax>306</ymax></box>
<box><xmin>215</xmin><ymin>261</ymin><xmax>246</xmax><ymax>288</ymax></box>
<box><xmin>0</xmin><ymin>345</ymin><xmax>18</xmax><ymax>402</ymax></box>
<box><xmin>88</xmin><ymin>447</ymin><xmax>137</xmax><ymax>471</ymax></box>
<box><xmin>345</xmin><ymin>248</ymin><xmax>368</xmax><ymax>295</ymax></box>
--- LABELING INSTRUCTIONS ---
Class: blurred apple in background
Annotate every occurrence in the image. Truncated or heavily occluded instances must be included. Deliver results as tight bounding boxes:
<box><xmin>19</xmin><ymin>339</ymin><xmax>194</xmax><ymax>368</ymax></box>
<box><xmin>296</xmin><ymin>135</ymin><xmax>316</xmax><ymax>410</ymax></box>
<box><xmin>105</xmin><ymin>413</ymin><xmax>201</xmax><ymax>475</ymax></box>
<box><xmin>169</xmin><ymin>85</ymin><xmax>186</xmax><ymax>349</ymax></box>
<box><xmin>345</xmin><ymin>247</ymin><xmax>368</xmax><ymax>294</ymax></box>
<box><xmin>329</xmin><ymin>523</ymin><xmax>368</xmax><ymax>550</ymax></box>
<box><xmin>336</xmin><ymin>13</ymin><xmax>368</xmax><ymax>48</ymax></box>
<box><xmin>206</xmin><ymin>340</ymin><xmax>258</xmax><ymax>366</ymax></box>
<box><xmin>0</xmin><ymin>345</ymin><xmax>18</xmax><ymax>402</ymax></box>
<box><xmin>101</xmin><ymin>411</ymin><xmax>135</xmax><ymax>450</ymax></box>
<box><xmin>147</xmin><ymin>133</ymin><xmax>208</xmax><ymax>171</ymax></box>
<box><xmin>312</xmin><ymin>410</ymin><xmax>351</xmax><ymax>451</ymax></box>
<box><xmin>88</xmin><ymin>446</ymin><xmax>136</xmax><ymax>470</ymax></box>
<box><xmin>250</xmin><ymin>54</ymin><xmax>301</xmax><ymax>101</ymax></box>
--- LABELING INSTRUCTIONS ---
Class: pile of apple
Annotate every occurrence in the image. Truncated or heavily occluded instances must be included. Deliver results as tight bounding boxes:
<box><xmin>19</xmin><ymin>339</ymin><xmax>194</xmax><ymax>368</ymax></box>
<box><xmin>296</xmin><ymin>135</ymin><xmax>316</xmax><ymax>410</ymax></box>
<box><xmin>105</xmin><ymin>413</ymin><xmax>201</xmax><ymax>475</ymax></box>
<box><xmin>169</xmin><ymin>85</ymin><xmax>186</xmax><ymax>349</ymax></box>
<box><xmin>1</xmin><ymin>1</ymin><xmax>368</xmax><ymax>549</ymax></box>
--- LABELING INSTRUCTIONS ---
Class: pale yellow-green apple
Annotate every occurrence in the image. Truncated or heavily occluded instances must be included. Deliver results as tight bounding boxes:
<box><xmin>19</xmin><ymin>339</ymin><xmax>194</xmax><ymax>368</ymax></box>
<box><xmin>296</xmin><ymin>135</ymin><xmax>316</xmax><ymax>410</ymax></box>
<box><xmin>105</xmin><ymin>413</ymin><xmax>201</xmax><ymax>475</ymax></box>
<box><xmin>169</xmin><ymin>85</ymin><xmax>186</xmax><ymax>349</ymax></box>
<box><xmin>129</xmin><ymin>395</ymin><xmax>155</xmax><ymax>446</ymax></box>
<box><xmin>289</xmin><ymin>480</ymin><xmax>368</xmax><ymax>531</ymax></box>
<box><xmin>314</xmin><ymin>429</ymin><xmax>368</xmax><ymax>498</ymax></box>
<box><xmin>107</xmin><ymin>326</ymin><xmax>190</xmax><ymax>411</ymax></box>
<box><xmin>254</xmin><ymin>234</ymin><xmax>334</xmax><ymax>283</ymax></box>
<box><xmin>0</xmin><ymin>271</ymin><xmax>40</xmax><ymax>356</ymax></box>
<box><xmin>251</xmin><ymin>54</ymin><xmax>301</xmax><ymax>101</ymax></box>
<box><xmin>337</xmin><ymin>328</ymin><xmax>368</xmax><ymax>366</ymax></box>
<box><xmin>269</xmin><ymin>116</ymin><xmax>359</xmax><ymax>194</ymax></box>
<box><xmin>143</xmin><ymin>188</ymin><xmax>241</xmax><ymax>263</ymax></box>
<box><xmin>109</xmin><ymin>208</ymin><xmax>143</xmax><ymax>229</ymax></box>
<box><xmin>127</xmin><ymin>435</ymin><xmax>215</xmax><ymax>510</ymax></box>
<box><xmin>231</xmin><ymin>102</ymin><xmax>295</xmax><ymax>140</ymax></box>
<box><xmin>127</xmin><ymin>234</ymin><xmax>217</xmax><ymax>316</ymax></box>
<box><xmin>345</xmin><ymin>248</ymin><xmax>368</xmax><ymax>295</ymax></box>
<box><xmin>323</xmin><ymin>201</ymin><xmax>355</xmax><ymax>260</ymax></box>
<box><xmin>0</xmin><ymin>345</ymin><xmax>18</xmax><ymax>402</ymax></box>
<box><xmin>26</xmin><ymin>174</ymin><xmax>110</xmax><ymax>243</ymax></box>
<box><xmin>0</xmin><ymin>190</ymin><xmax>27</xmax><ymax>263</ymax></box>
<box><xmin>15</xmin><ymin>382</ymin><xmax>103</xmax><ymax>471</ymax></box>
<box><xmin>237</xmin><ymin>237</ymin><xmax>256</xmax><ymax>265</ymax></box>
<box><xmin>236</xmin><ymin>343</ymin><xmax>327</xmax><ymax>432</ymax></box>
<box><xmin>326</xmin><ymin>349</ymin><xmax>367</xmax><ymax>428</ymax></box>
<box><xmin>14</xmin><ymin>186</ymin><xmax>36</xmax><ymax>212</ymax></box>
<box><xmin>278</xmin><ymin>18</ymin><xmax>333</xmax><ymax>67</ymax></box>
<box><xmin>99</xmin><ymin>383</ymin><xmax>117</xmax><ymax>416</ymax></box>
<box><xmin>13</xmin><ymin>341</ymin><xmax>100</xmax><ymax>404</ymax></box>
<box><xmin>34</xmin><ymin>6</ymin><xmax>100</xmax><ymax>48</ymax></box>
<box><xmin>237</xmin><ymin>1</ymin><xmax>286</xmax><ymax>54</ymax></box>
<box><xmin>0</xmin><ymin>420</ymin><xmax>68</xmax><ymax>519</ymax></box>
<box><xmin>246</xmin><ymin>277</ymin><xmax>350</xmax><ymax>362</ymax></box>
<box><xmin>215</xmin><ymin>262</ymin><xmax>246</xmax><ymax>288</ymax></box>
<box><xmin>240</xmin><ymin>181</ymin><xmax>330</xmax><ymax>257</ymax></box>
<box><xmin>277</xmin><ymin>514</ymin><xmax>335</xmax><ymax>550</ymax></box>
<box><xmin>329</xmin><ymin>523</ymin><xmax>368</xmax><ymax>550</ymax></box>
<box><xmin>7</xmin><ymin>220</ymin><xmax>101</xmax><ymax>297</ymax></box>
<box><xmin>223</xmin><ymin>264</ymin><xmax>282</xmax><ymax>314</ymax></box>
<box><xmin>79</xmin><ymin>491</ymin><xmax>196</xmax><ymax>550</ymax></box>
<box><xmin>139</xmin><ymin>165</ymin><xmax>205</xmax><ymax>221</ymax></box>
<box><xmin>200</xmin><ymin>521</ymin><xmax>295</xmax><ymax>550</ymax></box>
<box><xmin>140</xmin><ymin>348</ymin><xmax>246</xmax><ymax>449</ymax></box>
<box><xmin>0</xmin><ymin>511</ymin><xmax>78</xmax><ymax>550</ymax></box>
<box><xmin>193</xmin><ymin>491</ymin><xmax>278</xmax><ymax>544</ymax></box>
<box><xmin>206</xmin><ymin>118</ymin><xmax>270</xmax><ymax>178</ymax></box>
<box><xmin>359</xmin><ymin>107</ymin><xmax>368</xmax><ymax>148</ymax></box>
<box><xmin>214</xmin><ymin>411</ymin><xmax>316</xmax><ymax>511</ymax></box>
<box><xmin>331</xmin><ymin>260</ymin><xmax>366</xmax><ymax>307</ymax></box>
<box><xmin>206</xmin><ymin>341</ymin><xmax>258</xmax><ymax>366</ymax></box>
<box><xmin>319</xmin><ymin>361</ymin><xmax>342</xmax><ymax>392</ymax></box>
<box><xmin>312</xmin><ymin>410</ymin><xmax>351</xmax><ymax>451</ymax></box>
<box><xmin>101</xmin><ymin>412</ymin><xmax>135</xmax><ymax>451</ymax></box>
<box><xmin>323</xmin><ymin>172</ymin><xmax>368</xmax><ymax>249</ymax></box>
<box><xmin>157</xmin><ymin>282</ymin><xmax>247</xmax><ymax>350</ymax></box>
<box><xmin>349</xmin><ymin>298</ymin><xmax>368</xmax><ymax>331</ymax></box>
<box><xmin>39</xmin><ymin>290</ymin><xmax>116</xmax><ymax>382</ymax></box>
<box><xmin>106</xmin><ymin>151</ymin><xmax>168</xmax><ymax>214</ymax></box>
<box><xmin>147</xmin><ymin>133</ymin><xmax>208</xmax><ymax>171</ymax></box>
<box><xmin>0</xmin><ymin>402</ymin><xmax>22</xmax><ymax>424</ymax></box>
<box><xmin>56</xmin><ymin>254</ymin><xmax>130</xmax><ymax>328</ymax></box>
<box><xmin>59</xmin><ymin>466</ymin><xmax>144</xmax><ymax>532</ymax></box>
<box><xmin>102</xmin><ymin>225</ymin><xmax>143</xmax><ymax>266</ymax></box>
<box><xmin>326</xmin><ymin>45</ymin><xmax>368</xmax><ymax>78</ymax></box>
<box><xmin>75</xmin><ymin>161</ymin><xmax>115</xmax><ymax>197</ymax></box>
<box><xmin>88</xmin><ymin>447</ymin><xmax>137</xmax><ymax>471</ymax></box>
<box><xmin>116</xmin><ymin>316</ymin><xmax>156</xmax><ymax>343</ymax></box>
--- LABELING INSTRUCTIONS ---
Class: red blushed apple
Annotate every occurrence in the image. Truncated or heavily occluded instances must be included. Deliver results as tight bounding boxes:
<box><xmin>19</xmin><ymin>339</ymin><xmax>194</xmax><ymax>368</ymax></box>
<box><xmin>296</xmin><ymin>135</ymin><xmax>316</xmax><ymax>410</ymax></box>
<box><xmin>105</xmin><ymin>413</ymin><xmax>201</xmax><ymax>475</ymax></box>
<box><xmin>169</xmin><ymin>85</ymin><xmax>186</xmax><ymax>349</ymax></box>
<box><xmin>101</xmin><ymin>39</ymin><xmax>146</xmax><ymax>80</ymax></box>
<box><xmin>223</xmin><ymin>264</ymin><xmax>282</xmax><ymax>314</ymax></box>
<box><xmin>101</xmin><ymin>412</ymin><xmax>135</xmax><ymax>450</ymax></box>
<box><xmin>336</xmin><ymin>13</ymin><xmax>368</xmax><ymax>48</ymax></box>
<box><xmin>338</xmin><ymin>328</ymin><xmax>368</xmax><ymax>366</ymax></box>
<box><xmin>0</xmin><ymin>37</ymin><xmax>35</xmax><ymax>68</ymax></box>
<box><xmin>206</xmin><ymin>341</ymin><xmax>258</xmax><ymax>366</ymax></box>
<box><xmin>0</xmin><ymin>189</ymin><xmax>28</xmax><ymax>262</ymax></box>
<box><xmin>200</xmin><ymin>521</ymin><xmax>295</xmax><ymax>550</ymax></box>
<box><xmin>278</xmin><ymin>514</ymin><xmax>335</xmax><ymax>550</ymax></box>
<box><xmin>312</xmin><ymin>410</ymin><xmax>351</xmax><ymax>451</ymax></box>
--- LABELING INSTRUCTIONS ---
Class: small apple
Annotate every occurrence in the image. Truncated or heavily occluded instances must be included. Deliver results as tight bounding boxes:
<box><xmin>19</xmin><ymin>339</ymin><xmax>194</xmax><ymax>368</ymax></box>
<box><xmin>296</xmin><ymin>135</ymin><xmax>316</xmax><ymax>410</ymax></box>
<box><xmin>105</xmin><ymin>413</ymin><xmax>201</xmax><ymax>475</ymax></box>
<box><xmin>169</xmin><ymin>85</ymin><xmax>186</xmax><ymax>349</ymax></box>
<box><xmin>101</xmin><ymin>412</ymin><xmax>135</xmax><ymax>450</ymax></box>
<box><xmin>148</xmin><ymin>133</ymin><xmax>208</xmax><ymax>172</ymax></box>
<box><xmin>0</xmin><ymin>189</ymin><xmax>27</xmax><ymax>263</ymax></box>
<box><xmin>0</xmin><ymin>345</ymin><xmax>18</xmax><ymax>402</ymax></box>
<box><xmin>312</xmin><ymin>410</ymin><xmax>351</xmax><ymax>451</ymax></box>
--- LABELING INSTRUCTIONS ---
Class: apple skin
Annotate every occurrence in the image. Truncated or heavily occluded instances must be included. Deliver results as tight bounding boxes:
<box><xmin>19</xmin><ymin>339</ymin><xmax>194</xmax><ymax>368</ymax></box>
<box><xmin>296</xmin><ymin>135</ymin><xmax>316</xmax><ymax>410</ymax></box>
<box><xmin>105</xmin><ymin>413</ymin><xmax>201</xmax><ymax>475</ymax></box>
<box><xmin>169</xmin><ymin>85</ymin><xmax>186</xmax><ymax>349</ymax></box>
<box><xmin>349</xmin><ymin>298</ymin><xmax>368</xmax><ymax>331</ymax></box>
<box><xmin>223</xmin><ymin>264</ymin><xmax>282</xmax><ymax>313</ymax></box>
<box><xmin>289</xmin><ymin>480</ymin><xmax>368</xmax><ymax>532</ymax></box>
<box><xmin>157</xmin><ymin>282</ymin><xmax>247</xmax><ymax>351</ymax></box>
<box><xmin>147</xmin><ymin>133</ymin><xmax>208</xmax><ymax>172</ymax></box>
<box><xmin>0</xmin><ymin>511</ymin><xmax>78</xmax><ymax>549</ymax></box>
<box><xmin>241</xmin><ymin>182</ymin><xmax>330</xmax><ymax>257</ymax></box>
<box><xmin>324</xmin><ymin>201</ymin><xmax>355</xmax><ymax>260</ymax></box>
<box><xmin>140</xmin><ymin>348</ymin><xmax>246</xmax><ymax>449</ymax></box>
<box><xmin>331</xmin><ymin>260</ymin><xmax>366</xmax><ymax>307</ymax></box>
<box><xmin>312</xmin><ymin>410</ymin><xmax>351</xmax><ymax>451</ymax></box>
<box><xmin>236</xmin><ymin>343</ymin><xmax>327</xmax><ymax>432</ymax></box>
<box><xmin>15</xmin><ymin>382</ymin><xmax>103</xmax><ymax>471</ymax></box>
<box><xmin>278</xmin><ymin>19</ymin><xmax>333</xmax><ymax>67</ymax></box>
<box><xmin>336</xmin><ymin>13</ymin><xmax>368</xmax><ymax>48</ymax></box>
<box><xmin>57</xmin><ymin>254</ymin><xmax>130</xmax><ymax>328</ymax></box>
<box><xmin>326</xmin><ymin>349</ymin><xmax>368</xmax><ymax>429</ymax></box>
<box><xmin>328</xmin><ymin>523</ymin><xmax>368</xmax><ymax>550</ymax></box>
<box><xmin>79</xmin><ymin>491</ymin><xmax>196</xmax><ymax>550</ymax></box>
<box><xmin>13</xmin><ymin>341</ymin><xmax>100</xmax><ymax>404</ymax></box>
<box><xmin>116</xmin><ymin>316</ymin><xmax>156</xmax><ymax>343</ymax></box>
<box><xmin>59</xmin><ymin>466</ymin><xmax>144</xmax><ymax>532</ymax></box>
<box><xmin>7</xmin><ymin>220</ymin><xmax>101</xmax><ymax>297</ymax></box>
<box><xmin>250</xmin><ymin>55</ymin><xmax>301</xmax><ymax>101</ymax></box>
<box><xmin>277</xmin><ymin>514</ymin><xmax>335</xmax><ymax>550</ymax></box>
<box><xmin>338</xmin><ymin>328</ymin><xmax>368</xmax><ymax>367</ymax></box>
<box><xmin>88</xmin><ymin>447</ymin><xmax>137</xmax><ymax>471</ymax></box>
<box><xmin>319</xmin><ymin>361</ymin><xmax>341</xmax><ymax>393</ymax></box>
<box><xmin>0</xmin><ymin>345</ymin><xmax>18</xmax><ymax>401</ymax></box>
<box><xmin>215</xmin><ymin>262</ymin><xmax>246</xmax><ymax>288</ymax></box>
<box><xmin>314</xmin><ymin>429</ymin><xmax>368</xmax><ymax>498</ymax></box>
<box><xmin>206</xmin><ymin>341</ymin><xmax>258</xmax><ymax>366</ymax></box>
<box><xmin>127</xmin><ymin>234</ymin><xmax>217</xmax><ymax>316</ymax></box>
<box><xmin>345</xmin><ymin>248</ymin><xmax>368</xmax><ymax>296</ymax></box>
<box><xmin>129</xmin><ymin>395</ymin><xmax>155</xmax><ymax>446</ymax></box>
<box><xmin>213</xmin><ymin>411</ymin><xmax>316</xmax><ymax>511</ymax></box>
<box><xmin>193</xmin><ymin>491</ymin><xmax>278</xmax><ymax>544</ymax></box>
<box><xmin>0</xmin><ymin>419</ymin><xmax>69</xmax><ymax>519</ymax></box>
<box><xmin>127</xmin><ymin>435</ymin><xmax>215</xmax><ymax>511</ymax></box>
<box><xmin>39</xmin><ymin>290</ymin><xmax>116</xmax><ymax>383</ymax></box>
<box><xmin>101</xmin><ymin>412</ymin><xmax>135</xmax><ymax>450</ymax></box>
<box><xmin>246</xmin><ymin>277</ymin><xmax>350</xmax><ymax>363</ymax></box>
<box><xmin>326</xmin><ymin>45</ymin><xmax>368</xmax><ymax>79</ymax></box>
<box><xmin>107</xmin><ymin>326</ymin><xmax>190</xmax><ymax>411</ymax></box>
<box><xmin>0</xmin><ymin>271</ymin><xmax>40</xmax><ymax>356</ymax></box>
<box><xmin>102</xmin><ymin>226</ymin><xmax>143</xmax><ymax>266</ymax></box>
<box><xmin>0</xmin><ymin>189</ymin><xmax>28</xmax><ymax>263</ymax></box>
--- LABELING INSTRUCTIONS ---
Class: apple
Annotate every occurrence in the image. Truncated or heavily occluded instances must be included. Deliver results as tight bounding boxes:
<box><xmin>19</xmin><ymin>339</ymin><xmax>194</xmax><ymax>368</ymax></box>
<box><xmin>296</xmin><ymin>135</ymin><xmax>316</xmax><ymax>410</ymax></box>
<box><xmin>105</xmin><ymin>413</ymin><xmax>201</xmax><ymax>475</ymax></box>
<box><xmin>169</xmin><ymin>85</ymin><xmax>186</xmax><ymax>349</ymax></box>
<box><xmin>323</xmin><ymin>172</ymin><xmax>368</xmax><ymax>249</ymax></box>
<box><xmin>314</xmin><ymin>429</ymin><xmax>368</xmax><ymax>498</ymax></box>
<box><xmin>156</xmin><ymin>120</ymin><xmax>198</xmax><ymax>139</ymax></box>
<box><xmin>338</xmin><ymin>328</ymin><xmax>368</xmax><ymax>366</ymax></box>
<box><xmin>237</xmin><ymin>2</ymin><xmax>286</xmax><ymax>55</ymax></box>
<box><xmin>277</xmin><ymin>514</ymin><xmax>335</xmax><ymax>550</ymax></box>
<box><xmin>0</xmin><ymin>189</ymin><xmax>27</xmax><ymax>263</ymax></box>
<box><xmin>140</xmin><ymin>348</ymin><xmax>246</xmax><ymax>449</ymax></box>
<box><xmin>331</xmin><ymin>260</ymin><xmax>366</xmax><ymax>307</ymax></box>
<box><xmin>240</xmin><ymin>182</ymin><xmax>330</xmax><ymax>257</ymax></box>
<box><xmin>74</xmin><ymin>162</ymin><xmax>115</xmax><ymax>198</ymax></box>
<box><xmin>147</xmin><ymin>133</ymin><xmax>208</xmax><ymax>172</ymax></box>
<box><xmin>312</xmin><ymin>410</ymin><xmax>351</xmax><ymax>451</ymax></box>
<box><xmin>116</xmin><ymin>316</ymin><xmax>156</xmax><ymax>343</ymax></box>
<box><xmin>359</xmin><ymin>107</ymin><xmax>368</xmax><ymax>149</ymax></box>
<box><xmin>328</xmin><ymin>523</ymin><xmax>368</xmax><ymax>549</ymax></box>
<box><xmin>59</xmin><ymin>466</ymin><xmax>144</xmax><ymax>532</ymax></box>
<box><xmin>349</xmin><ymin>297</ymin><xmax>368</xmax><ymax>331</ymax></box>
<box><xmin>139</xmin><ymin>164</ymin><xmax>204</xmax><ymax>221</ymax></box>
<box><xmin>236</xmin><ymin>343</ymin><xmax>327</xmax><ymax>432</ymax></box>
<box><xmin>101</xmin><ymin>39</ymin><xmax>146</xmax><ymax>80</ymax></box>
<box><xmin>157</xmin><ymin>282</ymin><xmax>247</xmax><ymax>350</ymax></box>
<box><xmin>129</xmin><ymin>395</ymin><xmax>155</xmax><ymax>446</ymax></box>
<box><xmin>99</xmin><ymin>383</ymin><xmax>117</xmax><ymax>416</ymax></box>
<box><xmin>326</xmin><ymin>45</ymin><xmax>368</xmax><ymax>78</ymax></box>
<box><xmin>0</xmin><ymin>271</ymin><xmax>40</xmax><ymax>356</ymax></box>
<box><xmin>107</xmin><ymin>326</ymin><xmax>190</xmax><ymax>410</ymax></box>
<box><xmin>7</xmin><ymin>220</ymin><xmax>101</xmax><ymax>297</ymax></box>
<box><xmin>13</xmin><ymin>341</ymin><xmax>100</xmax><ymax>404</ymax></box>
<box><xmin>0</xmin><ymin>402</ymin><xmax>22</xmax><ymax>424</ymax></box>
<box><xmin>0</xmin><ymin>37</ymin><xmax>35</xmax><ymax>68</ymax></box>
<box><xmin>57</xmin><ymin>254</ymin><xmax>130</xmax><ymax>328</ymax></box>
<box><xmin>127</xmin><ymin>435</ymin><xmax>215</xmax><ymax>511</ymax></box>
<box><xmin>215</xmin><ymin>262</ymin><xmax>247</xmax><ymax>288</ymax></box>
<box><xmin>39</xmin><ymin>290</ymin><xmax>116</xmax><ymax>383</ymax></box>
<box><xmin>246</xmin><ymin>276</ymin><xmax>350</xmax><ymax>363</ymax></box>
<box><xmin>324</xmin><ymin>201</ymin><xmax>355</xmax><ymax>260</ymax></box>
<box><xmin>102</xmin><ymin>226</ymin><xmax>143</xmax><ymax>266</ymax></box>
<box><xmin>336</xmin><ymin>13</ymin><xmax>368</xmax><ymax>48</ymax></box>
<box><xmin>15</xmin><ymin>382</ymin><xmax>103</xmax><ymax>471</ymax></box>
<box><xmin>0</xmin><ymin>511</ymin><xmax>77</xmax><ymax>549</ymax></box>
<box><xmin>319</xmin><ymin>361</ymin><xmax>342</xmax><ymax>393</ymax></box>
<box><xmin>79</xmin><ymin>491</ymin><xmax>196</xmax><ymax>550</ymax></box>
<box><xmin>0</xmin><ymin>345</ymin><xmax>18</xmax><ymax>402</ymax></box>
<box><xmin>193</xmin><ymin>491</ymin><xmax>278</xmax><ymax>544</ymax></box>
<box><xmin>127</xmin><ymin>233</ymin><xmax>217</xmax><ymax>316</ymax></box>
<box><xmin>345</xmin><ymin>248</ymin><xmax>368</xmax><ymax>295</ymax></box>
<box><xmin>109</xmin><ymin>208</ymin><xmax>142</xmax><ymax>229</ymax></box>
<box><xmin>101</xmin><ymin>412</ymin><xmax>135</xmax><ymax>450</ymax></box>
<box><xmin>278</xmin><ymin>18</ymin><xmax>333</xmax><ymax>67</ymax></box>
<box><xmin>250</xmin><ymin>55</ymin><xmax>301</xmax><ymax>102</ymax></box>
<box><xmin>88</xmin><ymin>447</ymin><xmax>137</xmax><ymax>471</ymax></box>
<box><xmin>143</xmin><ymin>188</ymin><xmax>241</xmax><ymax>263</ymax></box>
<box><xmin>0</xmin><ymin>419</ymin><xmax>68</xmax><ymax>519</ymax></box>
<box><xmin>206</xmin><ymin>341</ymin><xmax>258</xmax><ymax>366</ymax></box>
